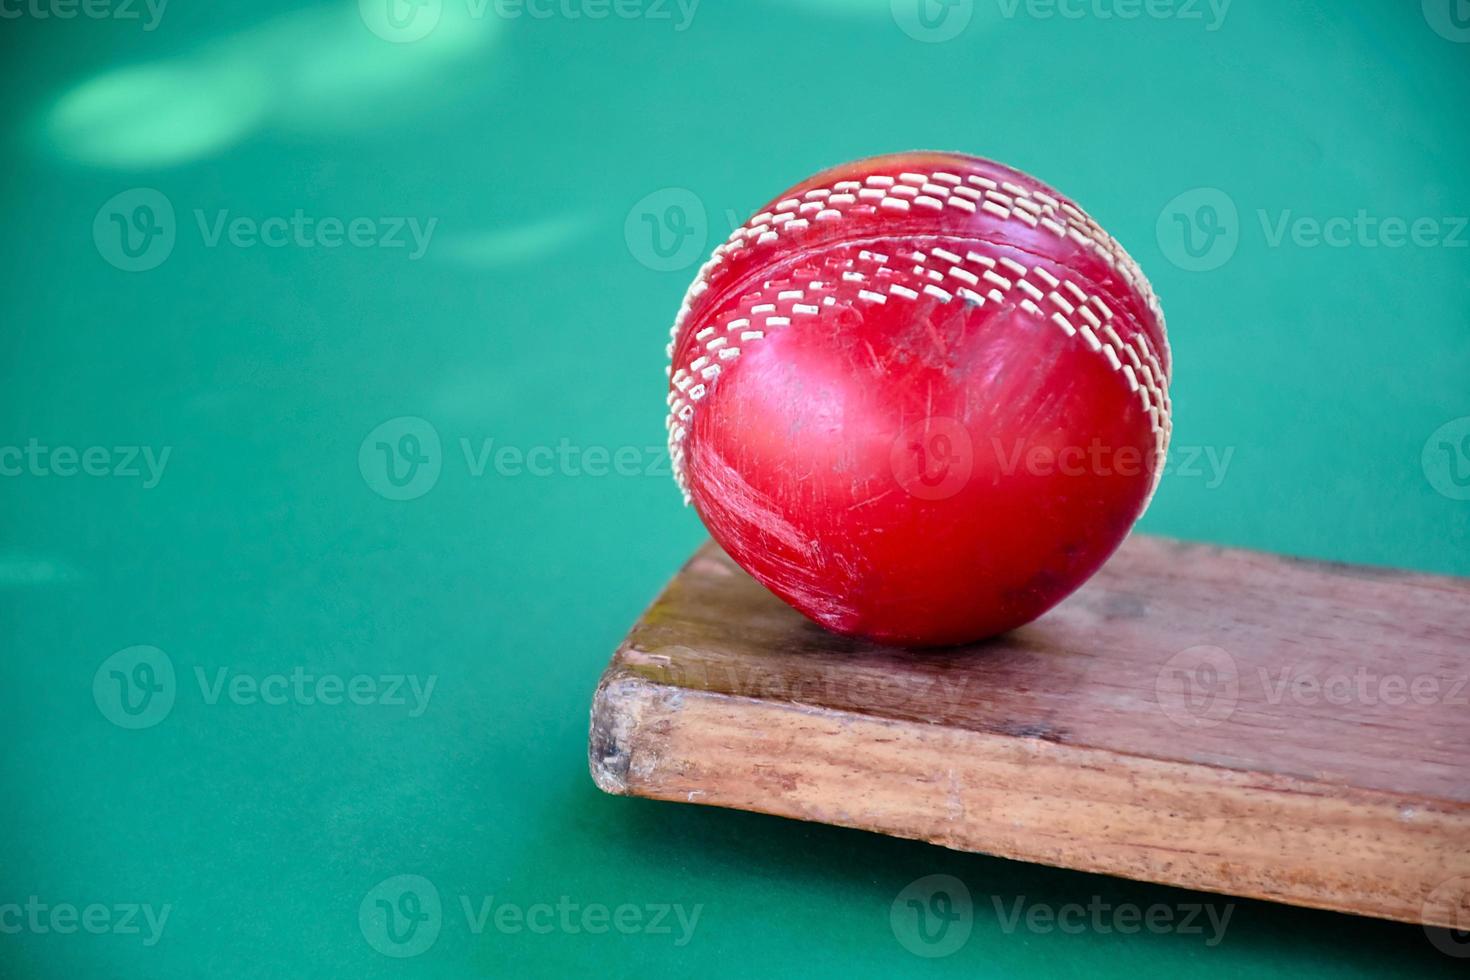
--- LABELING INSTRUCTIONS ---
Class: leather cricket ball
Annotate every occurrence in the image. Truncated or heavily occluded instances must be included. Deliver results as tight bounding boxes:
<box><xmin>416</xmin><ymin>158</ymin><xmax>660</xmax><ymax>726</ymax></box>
<box><xmin>664</xmin><ymin>152</ymin><xmax>1172</xmax><ymax>647</ymax></box>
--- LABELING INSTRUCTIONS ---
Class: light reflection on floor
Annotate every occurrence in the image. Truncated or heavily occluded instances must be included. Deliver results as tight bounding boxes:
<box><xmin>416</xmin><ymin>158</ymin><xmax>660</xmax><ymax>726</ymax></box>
<box><xmin>39</xmin><ymin>1</ymin><xmax>503</xmax><ymax>169</ymax></box>
<box><xmin>438</xmin><ymin>214</ymin><xmax>598</xmax><ymax>268</ymax></box>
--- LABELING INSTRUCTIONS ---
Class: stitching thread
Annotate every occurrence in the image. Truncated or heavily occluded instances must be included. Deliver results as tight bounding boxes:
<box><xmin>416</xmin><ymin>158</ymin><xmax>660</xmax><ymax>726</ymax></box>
<box><xmin>666</xmin><ymin>167</ymin><xmax>1172</xmax><ymax>503</ymax></box>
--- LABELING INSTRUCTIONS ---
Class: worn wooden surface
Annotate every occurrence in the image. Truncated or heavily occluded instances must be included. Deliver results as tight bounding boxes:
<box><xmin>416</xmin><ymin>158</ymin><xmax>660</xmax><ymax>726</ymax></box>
<box><xmin>588</xmin><ymin>535</ymin><xmax>1470</xmax><ymax>927</ymax></box>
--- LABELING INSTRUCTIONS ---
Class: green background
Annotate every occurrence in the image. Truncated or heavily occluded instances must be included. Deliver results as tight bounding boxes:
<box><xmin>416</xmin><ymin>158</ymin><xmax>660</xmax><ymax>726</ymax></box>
<box><xmin>2</xmin><ymin>0</ymin><xmax>1468</xmax><ymax>976</ymax></box>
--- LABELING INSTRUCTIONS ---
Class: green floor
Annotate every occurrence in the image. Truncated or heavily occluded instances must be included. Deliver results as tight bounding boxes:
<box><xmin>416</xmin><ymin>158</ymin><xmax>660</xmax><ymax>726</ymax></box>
<box><xmin>1</xmin><ymin>1</ymin><xmax>1467</xmax><ymax>976</ymax></box>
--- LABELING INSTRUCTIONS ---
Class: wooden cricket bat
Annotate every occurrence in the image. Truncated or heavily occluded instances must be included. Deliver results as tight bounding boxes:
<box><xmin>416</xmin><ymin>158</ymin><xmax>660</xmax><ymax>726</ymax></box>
<box><xmin>588</xmin><ymin>535</ymin><xmax>1470</xmax><ymax>928</ymax></box>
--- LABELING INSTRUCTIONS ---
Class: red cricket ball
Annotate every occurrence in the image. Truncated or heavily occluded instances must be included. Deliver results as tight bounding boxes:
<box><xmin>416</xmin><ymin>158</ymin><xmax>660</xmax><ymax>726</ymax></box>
<box><xmin>665</xmin><ymin>152</ymin><xmax>1172</xmax><ymax>647</ymax></box>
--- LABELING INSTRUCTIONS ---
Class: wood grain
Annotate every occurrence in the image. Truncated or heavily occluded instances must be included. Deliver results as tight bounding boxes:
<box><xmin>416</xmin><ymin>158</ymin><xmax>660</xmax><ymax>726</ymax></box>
<box><xmin>588</xmin><ymin>536</ymin><xmax>1470</xmax><ymax>927</ymax></box>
